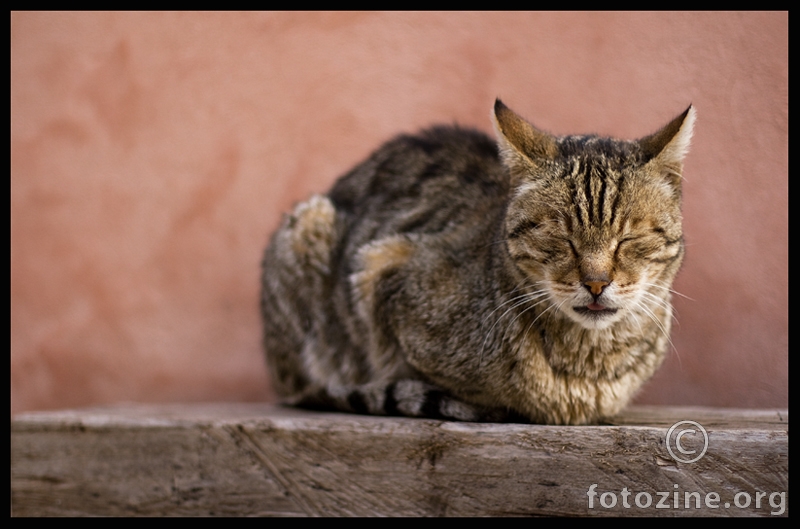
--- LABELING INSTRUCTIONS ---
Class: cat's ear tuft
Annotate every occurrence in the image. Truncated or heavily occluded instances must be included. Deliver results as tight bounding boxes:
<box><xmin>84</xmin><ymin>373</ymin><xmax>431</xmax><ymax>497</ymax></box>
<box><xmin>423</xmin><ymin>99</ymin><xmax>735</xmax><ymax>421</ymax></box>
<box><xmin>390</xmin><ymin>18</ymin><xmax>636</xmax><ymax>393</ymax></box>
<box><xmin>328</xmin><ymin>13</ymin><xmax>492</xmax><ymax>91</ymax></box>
<box><xmin>492</xmin><ymin>99</ymin><xmax>559</xmax><ymax>179</ymax></box>
<box><xmin>639</xmin><ymin>105</ymin><xmax>696</xmax><ymax>185</ymax></box>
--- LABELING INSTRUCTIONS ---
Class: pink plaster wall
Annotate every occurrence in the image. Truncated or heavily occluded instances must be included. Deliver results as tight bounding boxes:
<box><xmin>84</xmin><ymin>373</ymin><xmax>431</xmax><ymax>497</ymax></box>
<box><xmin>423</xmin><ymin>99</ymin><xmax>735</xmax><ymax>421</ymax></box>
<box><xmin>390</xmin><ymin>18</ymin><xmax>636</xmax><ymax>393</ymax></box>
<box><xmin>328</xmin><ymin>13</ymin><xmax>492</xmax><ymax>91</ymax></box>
<box><xmin>11</xmin><ymin>12</ymin><xmax>787</xmax><ymax>414</ymax></box>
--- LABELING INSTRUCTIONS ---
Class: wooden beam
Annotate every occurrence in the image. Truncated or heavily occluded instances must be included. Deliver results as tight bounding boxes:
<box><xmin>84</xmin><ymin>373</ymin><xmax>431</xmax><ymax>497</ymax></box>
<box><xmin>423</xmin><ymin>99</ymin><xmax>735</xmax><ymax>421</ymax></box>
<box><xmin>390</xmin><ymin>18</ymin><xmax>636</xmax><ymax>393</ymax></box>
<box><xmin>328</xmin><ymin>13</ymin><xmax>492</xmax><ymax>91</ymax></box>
<box><xmin>11</xmin><ymin>404</ymin><xmax>788</xmax><ymax>516</ymax></box>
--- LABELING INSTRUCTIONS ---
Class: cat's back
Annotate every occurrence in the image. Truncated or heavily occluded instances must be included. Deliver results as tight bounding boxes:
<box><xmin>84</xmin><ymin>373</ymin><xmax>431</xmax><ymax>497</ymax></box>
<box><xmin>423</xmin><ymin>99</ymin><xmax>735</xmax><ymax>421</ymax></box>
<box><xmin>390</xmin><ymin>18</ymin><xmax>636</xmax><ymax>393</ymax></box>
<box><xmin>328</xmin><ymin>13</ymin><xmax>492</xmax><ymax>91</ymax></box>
<box><xmin>328</xmin><ymin>126</ymin><xmax>510</xmax><ymax>240</ymax></box>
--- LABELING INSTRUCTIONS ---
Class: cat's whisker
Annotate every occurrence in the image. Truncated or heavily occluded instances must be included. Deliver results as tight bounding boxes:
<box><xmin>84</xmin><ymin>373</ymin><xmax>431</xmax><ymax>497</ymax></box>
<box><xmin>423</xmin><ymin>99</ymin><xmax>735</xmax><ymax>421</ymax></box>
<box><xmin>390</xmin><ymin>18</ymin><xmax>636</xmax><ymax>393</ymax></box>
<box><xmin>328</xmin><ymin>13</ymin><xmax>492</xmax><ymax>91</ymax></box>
<box><xmin>504</xmin><ymin>294</ymin><xmax>556</xmax><ymax>337</ymax></box>
<box><xmin>634</xmin><ymin>299</ymin><xmax>681</xmax><ymax>367</ymax></box>
<box><xmin>636</xmin><ymin>301</ymin><xmax>672</xmax><ymax>342</ymax></box>
<box><xmin>519</xmin><ymin>298</ymin><xmax>563</xmax><ymax>343</ymax></box>
<box><xmin>525</xmin><ymin>296</ymin><xmax>565</xmax><ymax>330</ymax></box>
<box><xmin>519</xmin><ymin>304</ymin><xmax>554</xmax><ymax>343</ymax></box>
<box><xmin>481</xmin><ymin>289</ymin><xmax>547</xmax><ymax>329</ymax></box>
<box><xmin>478</xmin><ymin>281</ymin><xmax>549</xmax><ymax>341</ymax></box>
<box><xmin>501</xmin><ymin>301</ymin><xmax>545</xmax><ymax>345</ymax></box>
<box><xmin>638</xmin><ymin>290</ymin><xmax>673</xmax><ymax>313</ymax></box>
<box><xmin>480</xmin><ymin>289</ymin><xmax>551</xmax><ymax>365</ymax></box>
<box><xmin>642</xmin><ymin>282</ymin><xmax>694</xmax><ymax>301</ymax></box>
<box><xmin>630</xmin><ymin>307</ymin><xmax>645</xmax><ymax>335</ymax></box>
<box><xmin>639</xmin><ymin>291</ymin><xmax>680</xmax><ymax>326</ymax></box>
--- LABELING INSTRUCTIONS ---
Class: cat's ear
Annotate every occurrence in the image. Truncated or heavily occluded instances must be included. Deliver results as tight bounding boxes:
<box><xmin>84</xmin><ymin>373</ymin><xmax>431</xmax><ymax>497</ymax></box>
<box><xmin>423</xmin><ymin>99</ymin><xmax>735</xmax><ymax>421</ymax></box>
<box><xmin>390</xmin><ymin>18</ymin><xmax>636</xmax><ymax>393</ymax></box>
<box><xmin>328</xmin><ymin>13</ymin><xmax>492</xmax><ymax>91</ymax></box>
<box><xmin>638</xmin><ymin>105</ymin><xmax>696</xmax><ymax>187</ymax></box>
<box><xmin>492</xmin><ymin>99</ymin><xmax>558</xmax><ymax>181</ymax></box>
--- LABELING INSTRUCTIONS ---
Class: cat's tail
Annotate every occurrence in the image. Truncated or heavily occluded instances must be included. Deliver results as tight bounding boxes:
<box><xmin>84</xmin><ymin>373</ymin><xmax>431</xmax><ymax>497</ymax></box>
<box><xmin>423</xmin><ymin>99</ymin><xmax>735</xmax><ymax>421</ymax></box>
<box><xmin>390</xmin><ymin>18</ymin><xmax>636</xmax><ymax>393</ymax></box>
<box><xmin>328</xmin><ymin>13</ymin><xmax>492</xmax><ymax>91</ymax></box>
<box><xmin>285</xmin><ymin>379</ymin><xmax>526</xmax><ymax>423</ymax></box>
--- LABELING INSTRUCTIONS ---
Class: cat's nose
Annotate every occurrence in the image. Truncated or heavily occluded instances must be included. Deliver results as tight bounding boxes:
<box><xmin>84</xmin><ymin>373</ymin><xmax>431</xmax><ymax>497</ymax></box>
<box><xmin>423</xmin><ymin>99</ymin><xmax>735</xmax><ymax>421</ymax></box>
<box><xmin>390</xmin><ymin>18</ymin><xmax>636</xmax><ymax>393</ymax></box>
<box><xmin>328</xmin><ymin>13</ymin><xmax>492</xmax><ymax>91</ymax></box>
<box><xmin>583</xmin><ymin>279</ymin><xmax>609</xmax><ymax>296</ymax></box>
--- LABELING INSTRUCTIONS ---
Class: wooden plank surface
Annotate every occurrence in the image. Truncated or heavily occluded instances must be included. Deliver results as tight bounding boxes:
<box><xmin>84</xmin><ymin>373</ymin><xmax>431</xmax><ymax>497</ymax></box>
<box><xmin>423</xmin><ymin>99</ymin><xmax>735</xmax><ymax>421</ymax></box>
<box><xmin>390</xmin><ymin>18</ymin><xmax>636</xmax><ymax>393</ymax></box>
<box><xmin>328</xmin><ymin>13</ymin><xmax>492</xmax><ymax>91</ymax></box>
<box><xmin>11</xmin><ymin>404</ymin><xmax>788</xmax><ymax>517</ymax></box>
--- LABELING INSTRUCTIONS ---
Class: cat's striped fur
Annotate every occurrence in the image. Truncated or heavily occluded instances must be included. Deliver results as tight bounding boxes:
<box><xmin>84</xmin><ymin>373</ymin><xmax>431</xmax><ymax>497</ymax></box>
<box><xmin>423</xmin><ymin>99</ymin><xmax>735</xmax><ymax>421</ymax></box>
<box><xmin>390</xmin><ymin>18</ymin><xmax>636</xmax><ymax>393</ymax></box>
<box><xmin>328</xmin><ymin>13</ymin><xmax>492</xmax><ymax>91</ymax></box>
<box><xmin>261</xmin><ymin>99</ymin><xmax>694</xmax><ymax>424</ymax></box>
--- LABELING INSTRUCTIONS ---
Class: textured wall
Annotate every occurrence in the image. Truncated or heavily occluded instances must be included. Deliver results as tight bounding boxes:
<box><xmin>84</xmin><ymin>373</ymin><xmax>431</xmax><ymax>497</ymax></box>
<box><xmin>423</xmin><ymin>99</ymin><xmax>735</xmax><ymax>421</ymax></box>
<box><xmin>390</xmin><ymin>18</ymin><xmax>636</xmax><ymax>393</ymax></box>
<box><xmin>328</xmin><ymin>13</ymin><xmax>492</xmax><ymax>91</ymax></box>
<box><xmin>11</xmin><ymin>12</ymin><xmax>787</xmax><ymax>413</ymax></box>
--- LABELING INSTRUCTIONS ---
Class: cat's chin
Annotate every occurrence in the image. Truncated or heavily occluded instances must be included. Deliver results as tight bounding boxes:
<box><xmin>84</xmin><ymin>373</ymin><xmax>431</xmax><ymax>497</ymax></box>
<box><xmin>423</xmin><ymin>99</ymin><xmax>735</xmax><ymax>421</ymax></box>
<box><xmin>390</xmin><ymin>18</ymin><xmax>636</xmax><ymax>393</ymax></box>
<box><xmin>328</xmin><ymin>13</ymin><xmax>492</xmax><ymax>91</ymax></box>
<box><xmin>569</xmin><ymin>305</ymin><xmax>622</xmax><ymax>330</ymax></box>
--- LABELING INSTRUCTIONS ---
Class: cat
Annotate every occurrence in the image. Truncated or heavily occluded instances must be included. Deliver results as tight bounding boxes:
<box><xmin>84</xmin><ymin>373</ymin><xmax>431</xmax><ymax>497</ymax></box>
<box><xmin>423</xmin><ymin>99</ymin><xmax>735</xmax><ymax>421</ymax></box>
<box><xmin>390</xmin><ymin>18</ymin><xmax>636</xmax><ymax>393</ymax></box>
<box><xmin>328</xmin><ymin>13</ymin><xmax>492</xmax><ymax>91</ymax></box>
<box><xmin>261</xmin><ymin>99</ymin><xmax>694</xmax><ymax>425</ymax></box>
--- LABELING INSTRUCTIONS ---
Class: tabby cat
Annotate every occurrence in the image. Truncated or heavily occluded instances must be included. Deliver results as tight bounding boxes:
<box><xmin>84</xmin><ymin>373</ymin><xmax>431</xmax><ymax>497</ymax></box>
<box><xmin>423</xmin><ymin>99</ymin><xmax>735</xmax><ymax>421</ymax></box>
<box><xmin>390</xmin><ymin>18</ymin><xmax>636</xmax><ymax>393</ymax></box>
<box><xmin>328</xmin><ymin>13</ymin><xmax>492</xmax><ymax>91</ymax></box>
<box><xmin>261</xmin><ymin>99</ymin><xmax>694</xmax><ymax>425</ymax></box>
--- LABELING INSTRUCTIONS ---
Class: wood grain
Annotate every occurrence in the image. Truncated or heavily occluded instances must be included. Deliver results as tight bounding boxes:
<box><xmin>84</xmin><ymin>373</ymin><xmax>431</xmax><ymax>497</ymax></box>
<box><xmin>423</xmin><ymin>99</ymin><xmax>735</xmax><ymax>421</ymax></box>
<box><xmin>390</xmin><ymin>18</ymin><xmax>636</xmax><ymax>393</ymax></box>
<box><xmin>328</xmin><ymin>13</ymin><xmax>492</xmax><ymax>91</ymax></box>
<box><xmin>11</xmin><ymin>404</ymin><xmax>788</xmax><ymax>516</ymax></box>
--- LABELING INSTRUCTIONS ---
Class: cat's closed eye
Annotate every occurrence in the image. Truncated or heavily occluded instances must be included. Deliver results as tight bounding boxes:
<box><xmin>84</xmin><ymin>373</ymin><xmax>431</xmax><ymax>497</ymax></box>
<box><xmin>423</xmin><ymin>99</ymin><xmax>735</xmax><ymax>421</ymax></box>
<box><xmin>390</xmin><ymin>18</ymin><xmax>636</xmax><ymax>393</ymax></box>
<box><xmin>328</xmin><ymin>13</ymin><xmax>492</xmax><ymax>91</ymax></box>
<box><xmin>616</xmin><ymin>233</ymin><xmax>679</xmax><ymax>261</ymax></box>
<box><xmin>507</xmin><ymin>219</ymin><xmax>541</xmax><ymax>240</ymax></box>
<box><xmin>566</xmin><ymin>239</ymin><xmax>580</xmax><ymax>259</ymax></box>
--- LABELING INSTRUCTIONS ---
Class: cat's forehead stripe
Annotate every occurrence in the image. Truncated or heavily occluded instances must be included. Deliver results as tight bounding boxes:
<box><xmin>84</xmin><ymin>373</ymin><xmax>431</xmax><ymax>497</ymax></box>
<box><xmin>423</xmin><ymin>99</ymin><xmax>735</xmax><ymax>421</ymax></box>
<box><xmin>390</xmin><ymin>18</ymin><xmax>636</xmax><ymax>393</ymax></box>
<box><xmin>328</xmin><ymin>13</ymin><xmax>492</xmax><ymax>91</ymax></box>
<box><xmin>570</xmin><ymin>159</ymin><xmax>590</xmax><ymax>228</ymax></box>
<box><xmin>568</xmin><ymin>156</ymin><xmax>623</xmax><ymax>231</ymax></box>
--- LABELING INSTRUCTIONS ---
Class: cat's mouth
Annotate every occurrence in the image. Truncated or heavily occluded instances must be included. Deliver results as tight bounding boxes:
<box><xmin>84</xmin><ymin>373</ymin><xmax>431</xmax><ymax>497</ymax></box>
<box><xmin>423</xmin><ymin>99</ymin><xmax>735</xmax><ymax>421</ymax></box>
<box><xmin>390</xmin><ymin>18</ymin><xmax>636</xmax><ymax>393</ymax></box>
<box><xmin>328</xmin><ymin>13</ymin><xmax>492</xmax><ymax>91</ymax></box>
<box><xmin>573</xmin><ymin>303</ymin><xmax>618</xmax><ymax>317</ymax></box>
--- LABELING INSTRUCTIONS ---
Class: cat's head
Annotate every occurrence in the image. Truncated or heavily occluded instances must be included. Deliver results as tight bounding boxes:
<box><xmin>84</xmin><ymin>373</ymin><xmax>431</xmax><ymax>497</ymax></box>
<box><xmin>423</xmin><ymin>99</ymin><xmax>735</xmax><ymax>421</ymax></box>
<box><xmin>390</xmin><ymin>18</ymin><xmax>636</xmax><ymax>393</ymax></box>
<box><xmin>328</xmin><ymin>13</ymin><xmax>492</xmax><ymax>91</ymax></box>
<box><xmin>493</xmin><ymin>99</ymin><xmax>695</xmax><ymax>330</ymax></box>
